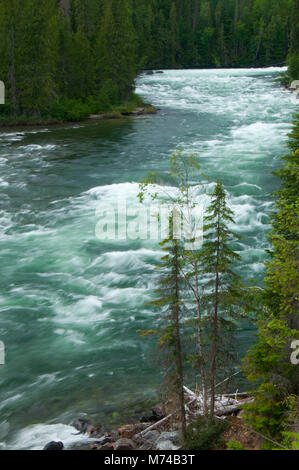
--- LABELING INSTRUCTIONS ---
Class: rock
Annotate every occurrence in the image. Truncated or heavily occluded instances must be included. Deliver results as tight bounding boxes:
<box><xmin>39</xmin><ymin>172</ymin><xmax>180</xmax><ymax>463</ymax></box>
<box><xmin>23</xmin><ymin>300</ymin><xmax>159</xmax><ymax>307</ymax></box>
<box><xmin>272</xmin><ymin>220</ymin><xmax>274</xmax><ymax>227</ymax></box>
<box><xmin>114</xmin><ymin>438</ymin><xmax>137</xmax><ymax>451</ymax></box>
<box><xmin>155</xmin><ymin>440</ymin><xmax>180</xmax><ymax>451</ymax></box>
<box><xmin>145</xmin><ymin>70</ymin><xmax>154</xmax><ymax>75</ymax></box>
<box><xmin>140</xmin><ymin>414</ymin><xmax>155</xmax><ymax>423</ymax></box>
<box><xmin>140</xmin><ymin>404</ymin><xmax>165</xmax><ymax>423</ymax></box>
<box><xmin>117</xmin><ymin>423</ymin><xmax>148</xmax><ymax>439</ymax></box>
<box><xmin>156</xmin><ymin>431</ymin><xmax>181</xmax><ymax>446</ymax></box>
<box><xmin>86</xmin><ymin>425</ymin><xmax>100</xmax><ymax>435</ymax></box>
<box><xmin>43</xmin><ymin>441</ymin><xmax>64</xmax><ymax>451</ymax></box>
<box><xmin>71</xmin><ymin>418</ymin><xmax>90</xmax><ymax>434</ymax></box>
<box><xmin>69</xmin><ymin>441</ymin><xmax>93</xmax><ymax>451</ymax></box>
<box><xmin>155</xmin><ymin>71</ymin><xmax>164</xmax><ymax>74</ymax></box>
<box><xmin>151</xmin><ymin>404</ymin><xmax>165</xmax><ymax>420</ymax></box>
<box><xmin>99</xmin><ymin>442</ymin><xmax>115</xmax><ymax>451</ymax></box>
<box><xmin>139</xmin><ymin>441</ymin><xmax>154</xmax><ymax>450</ymax></box>
<box><xmin>93</xmin><ymin>436</ymin><xmax>115</xmax><ymax>445</ymax></box>
<box><xmin>142</xmin><ymin>430</ymin><xmax>160</xmax><ymax>443</ymax></box>
<box><xmin>108</xmin><ymin>430</ymin><xmax>119</xmax><ymax>441</ymax></box>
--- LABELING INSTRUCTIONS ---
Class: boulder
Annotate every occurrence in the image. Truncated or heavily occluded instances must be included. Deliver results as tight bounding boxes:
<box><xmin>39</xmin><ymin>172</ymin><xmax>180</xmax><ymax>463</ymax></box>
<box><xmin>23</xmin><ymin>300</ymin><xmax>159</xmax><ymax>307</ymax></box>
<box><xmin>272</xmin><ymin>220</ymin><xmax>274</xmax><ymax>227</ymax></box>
<box><xmin>151</xmin><ymin>404</ymin><xmax>165</xmax><ymax>420</ymax></box>
<box><xmin>140</xmin><ymin>404</ymin><xmax>165</xmax><ymax>423</ymax></box>
<box><xmin>139</xmin><ymin>441</ymin><xmax>154</xmax><ymax>450</ymax></box>
<box><xmin>156</xmin><ymin>440</ymin><xmax>180</xmax><ymax>451</ymax></box>
<box><xmin>155</xmin><ymin>431</ymin><xmax>181</xmax><ymax>450</ymax></box>
<box><xmin>43</xmin><ymin>441</ymin><xmax>64</xmax><ymax>451</ymax></box>
<box><xmin>114</xmin><ymin>438</ymin><xmax>137</xmax><ymax>451</ymax></box>
<box><xmin>142</xmin><ymin>430</ymin><xmax>160</xmax><ymax>443</ymax></box>
<box><xmin>71</xmin><ymin>418</ymin><xmax>90</xmax><ymax>434</ymax></box>
<box><xmin>157</xmin><ymin>431</ymin><xmax>181</xmax><ymax>445</ymax></box>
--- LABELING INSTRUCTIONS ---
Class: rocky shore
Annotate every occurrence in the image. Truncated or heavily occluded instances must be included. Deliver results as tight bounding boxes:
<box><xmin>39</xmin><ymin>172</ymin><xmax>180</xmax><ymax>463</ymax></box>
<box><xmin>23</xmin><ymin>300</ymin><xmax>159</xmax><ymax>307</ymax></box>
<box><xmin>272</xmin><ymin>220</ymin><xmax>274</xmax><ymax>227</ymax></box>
<box><xmin>42</xmin><ymin>392</ymin><xmax>263</xmax><ymax>451</ymax></box>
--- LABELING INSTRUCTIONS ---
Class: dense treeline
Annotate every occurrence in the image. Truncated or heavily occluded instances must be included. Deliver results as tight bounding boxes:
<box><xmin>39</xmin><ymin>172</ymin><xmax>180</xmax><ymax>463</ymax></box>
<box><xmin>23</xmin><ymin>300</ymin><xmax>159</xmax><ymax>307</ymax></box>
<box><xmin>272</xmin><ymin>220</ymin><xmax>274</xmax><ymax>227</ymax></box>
<box><xmin>134</xmin><ymin>0</ymin><xmax>293</xmax><ymax>68</ymax></box>
<box><xmin>0</xmin><ymin>0</ymin><xmax>138</xmax><ymax>121</ymax></box>
<box><xmin>0</xmin><ymin>0</ymin><xmax>297</xmax><ymax>121</ymax></box>
<box><xmin>287</xmin><ymin>0</ymin><xmax>299</xmax><ymax>82</ymax></box>
<box><xmin>244</xmin><ymin>115</ymin><xmax>299</xmax><ymax>445</ymax></box>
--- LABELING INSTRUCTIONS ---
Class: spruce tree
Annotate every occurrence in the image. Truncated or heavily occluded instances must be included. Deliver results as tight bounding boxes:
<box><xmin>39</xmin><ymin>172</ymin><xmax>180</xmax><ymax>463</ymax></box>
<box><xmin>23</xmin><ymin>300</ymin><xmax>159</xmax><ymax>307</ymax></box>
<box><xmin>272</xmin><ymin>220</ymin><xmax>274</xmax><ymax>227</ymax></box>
<box><xmin>200</xmin><ymin>180</ymin><xmax>243</xmax><ymax>417</ymax></box>
<box><xmin>152</xmin><ymin>217</ymin><xmax>187</xmax><ymax>438</ymax></box>
<box><xmin>244</xmin><ymin>116</ymin><xmax>299</xmax><ymax>441</ymax></box>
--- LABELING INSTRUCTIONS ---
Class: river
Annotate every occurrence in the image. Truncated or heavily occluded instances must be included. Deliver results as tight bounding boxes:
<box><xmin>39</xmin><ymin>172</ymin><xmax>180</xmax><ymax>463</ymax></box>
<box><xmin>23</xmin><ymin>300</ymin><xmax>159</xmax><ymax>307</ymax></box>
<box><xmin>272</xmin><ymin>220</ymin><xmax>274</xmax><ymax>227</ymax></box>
<box><xmin>0</xmin><ymin>67</ymin><xmax>296</xmax><ymax>449</ymax></box>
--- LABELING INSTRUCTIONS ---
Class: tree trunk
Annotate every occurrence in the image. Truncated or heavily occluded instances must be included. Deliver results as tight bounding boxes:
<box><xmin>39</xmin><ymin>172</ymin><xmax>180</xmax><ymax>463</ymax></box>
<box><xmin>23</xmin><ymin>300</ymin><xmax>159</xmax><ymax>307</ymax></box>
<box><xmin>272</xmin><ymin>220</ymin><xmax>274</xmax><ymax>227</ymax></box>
<box><xmin>210</xmin><ymin>214</ymin><xmax>220</xmax><ymax>417</ymax></box>
<box><xmin>174</xmin><ymin>245</ymin><xmax>186</xmax><ymax>437</ymax></box>
<box><xmin>193</xmin><ymin>0</ymin><xmax>199</xmax><ymax>31</ymax></box>
<box><xmin>9</xmin><ymin>27</ymin><xmax>18</xmax><ymax>115</ymax></box>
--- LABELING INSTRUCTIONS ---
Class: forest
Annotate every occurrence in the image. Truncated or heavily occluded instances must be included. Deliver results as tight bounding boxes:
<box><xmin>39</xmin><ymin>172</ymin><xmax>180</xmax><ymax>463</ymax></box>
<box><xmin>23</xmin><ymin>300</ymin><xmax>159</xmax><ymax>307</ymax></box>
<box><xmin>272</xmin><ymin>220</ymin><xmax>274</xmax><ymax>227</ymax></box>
<box><xmin>0</xmin><ymin>0</ymin><xmax>298</xmax><ymax>122</ymax></box>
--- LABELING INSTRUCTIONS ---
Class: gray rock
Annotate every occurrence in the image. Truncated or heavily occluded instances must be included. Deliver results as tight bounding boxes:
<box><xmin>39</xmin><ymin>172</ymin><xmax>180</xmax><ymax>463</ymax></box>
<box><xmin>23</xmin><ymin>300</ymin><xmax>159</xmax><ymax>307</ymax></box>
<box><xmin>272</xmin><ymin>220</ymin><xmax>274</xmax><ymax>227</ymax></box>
<box><xmin>43</xmin><ymin>441</ymin><xmax>64</xmax><ymax>451</ymax></box>
<box><xmin>71</xmin><ymin>418</ymin><xmax>90</xmax><ymax>434</ymax></box>
<box><xmin>142</xmin><ymin>430</ymin><xmax>160</xmax><ymax>443</ymax></box>
<box><xmin>155</xmin><ymin>440</ymin><xmax>180</xmax><ymax>451</ymax></box>
<box><xmin>96</xmin><ymin>436</ymin><xmax>114</xmax><ymax>445</ymax></box>
<box><xmin>139</xmin><ymin>441</ymin><xmax>154</xmax><ymax>450</ymax></box>
<box><xmin>156</xmin><ymin>431</ymin><xmax>181</xmax><ymax>446</ymax></box>
<box><xmin>114</xmin><ymin>438</ymin><xmax>137</xmax><ymax>451</ymax></box>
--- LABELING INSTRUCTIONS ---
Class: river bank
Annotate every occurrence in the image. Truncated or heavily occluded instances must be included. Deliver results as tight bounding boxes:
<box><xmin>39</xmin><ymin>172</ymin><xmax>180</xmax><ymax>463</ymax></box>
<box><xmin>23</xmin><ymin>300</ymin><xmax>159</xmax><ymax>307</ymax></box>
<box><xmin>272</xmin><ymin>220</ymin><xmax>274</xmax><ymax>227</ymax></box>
<box><xmin>41</xmin><ymin>392</ymin><xmax>264</xmax><ymax>451</ymax></box>
<box><xmin>0</xmin><ymin>104</ymin><xmax>157</xmax><ymax>129</ymax></box>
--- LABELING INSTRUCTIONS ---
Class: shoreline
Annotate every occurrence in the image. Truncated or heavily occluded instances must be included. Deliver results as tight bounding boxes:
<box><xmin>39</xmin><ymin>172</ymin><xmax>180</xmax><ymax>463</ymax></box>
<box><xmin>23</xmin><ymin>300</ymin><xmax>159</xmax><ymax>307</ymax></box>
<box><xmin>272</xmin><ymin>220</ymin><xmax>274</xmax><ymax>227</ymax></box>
<box><xmin>0</xmin><ymin>105</ymin><xmax>158</xmax><ymax>131</ymax></box>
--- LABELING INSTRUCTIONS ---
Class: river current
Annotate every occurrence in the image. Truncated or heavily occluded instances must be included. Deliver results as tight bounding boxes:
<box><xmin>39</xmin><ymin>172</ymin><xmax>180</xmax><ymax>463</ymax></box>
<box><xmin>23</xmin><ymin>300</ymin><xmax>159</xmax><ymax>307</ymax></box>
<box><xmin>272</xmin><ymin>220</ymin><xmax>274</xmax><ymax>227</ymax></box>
<box><xmin>0</xmin><ymin>67</ymin><xmax>296</xmax><ymax>449</ymax></box>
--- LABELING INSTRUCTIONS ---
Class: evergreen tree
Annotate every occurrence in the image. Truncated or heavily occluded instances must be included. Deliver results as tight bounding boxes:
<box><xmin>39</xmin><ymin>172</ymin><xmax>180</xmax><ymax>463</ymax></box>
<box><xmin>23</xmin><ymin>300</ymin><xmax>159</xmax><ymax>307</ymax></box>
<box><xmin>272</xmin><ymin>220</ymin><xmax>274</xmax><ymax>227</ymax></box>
<box><xmin>152</xmin><ymin>218</ymin><xmax>187</xmax><ymax>438</ymax></box>
<box><xmin>287</xmin><ymin>0</ymin><xmax>299</xmax><ymax>82</ymax></box>
<box><xmin>95</xmin><ymin>0</ymin><xmax>137</xmax><ymax>102</ymax></box>
<box><xmin>244</xmin><ymin>116</ymin><xmax>299</xmax><ymax>441</ymax></box>
<box><xmin>200</xmin><ymin>180</ymin><xmax>244</xmax><ymax>416</ymax></box>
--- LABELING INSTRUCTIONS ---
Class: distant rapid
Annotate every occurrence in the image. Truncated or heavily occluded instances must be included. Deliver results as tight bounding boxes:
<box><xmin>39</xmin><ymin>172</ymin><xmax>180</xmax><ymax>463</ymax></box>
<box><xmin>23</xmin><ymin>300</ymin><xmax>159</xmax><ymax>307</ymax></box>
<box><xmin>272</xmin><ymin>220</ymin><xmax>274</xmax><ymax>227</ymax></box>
<box><xmin>0</xmin><ymin>67</ymin><xmax>296</xmax><ymax>449</ymax></box>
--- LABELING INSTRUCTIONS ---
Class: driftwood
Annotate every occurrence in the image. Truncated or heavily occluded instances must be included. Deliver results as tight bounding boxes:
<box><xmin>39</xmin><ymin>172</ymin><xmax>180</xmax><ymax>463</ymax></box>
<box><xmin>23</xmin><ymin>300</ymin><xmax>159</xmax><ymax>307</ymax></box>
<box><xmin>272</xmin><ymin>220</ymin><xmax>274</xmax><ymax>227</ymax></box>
<box><xmin>135</xmin><ymin>377</ymin><xmax>253</xmax><ymax>439</ymax></box>
<box><xmin>183</xmin><ymin>385</ymin><xmax>253</xmax><ymax>420</ymax></box>
<box><xmin>135</xmin><ymin>414</ymin><xmax>172</xmax><ymax>438</ymax></box>
<box><xmin>215</xmin><ymin>397</ymin><xmax>254</xmax><ymax>416</ymax></box>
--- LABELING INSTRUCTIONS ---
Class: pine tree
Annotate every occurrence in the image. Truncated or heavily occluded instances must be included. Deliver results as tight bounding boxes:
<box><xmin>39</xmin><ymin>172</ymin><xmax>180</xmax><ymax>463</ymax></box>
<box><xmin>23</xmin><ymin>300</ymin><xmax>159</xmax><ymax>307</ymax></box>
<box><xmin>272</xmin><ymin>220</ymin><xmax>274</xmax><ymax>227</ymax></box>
<box><xmin>200</xmin><ymin>180</ymin><xmax>243</xmax><ymax>417</ymax></box>
<box><xmin>95</xmin><ymin>0</ymin><xmax>137</xmax><ymax>103</ymax></box>
<box><xmin>152</xmin><ymin>218</ymin><xmax>187</xmax><ymax>438</ymax></box>
<box><xmin>244</xmin><ymin>115</ymin><xmax>299</xmax><ymax>440</ymax></box>
<box><xmin>169</xmin><ymin>3</ymin><xmax>179</xmax><ymax>67</ymax></box>
<box><xmin>0</xmin><ymin>0</ymin><xmax>59</xmax><ymax>116</ymax></box>
<box><xmin>287</xmin><ymin>0</ymin><xmax>299</xmax><ymax>82</ymax></box>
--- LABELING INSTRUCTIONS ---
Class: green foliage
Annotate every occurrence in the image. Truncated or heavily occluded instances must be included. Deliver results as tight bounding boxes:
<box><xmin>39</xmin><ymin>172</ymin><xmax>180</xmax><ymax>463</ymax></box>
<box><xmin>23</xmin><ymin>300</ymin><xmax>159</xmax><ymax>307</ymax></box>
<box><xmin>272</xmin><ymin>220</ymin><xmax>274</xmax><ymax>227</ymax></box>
<box><xmin>242</xmin><ymin>383</ymin><xmax>287</xmax><ymax>440</ymax></box>
<box><xmin>0</xmin><ymin>0</ymin><xmax>138</xmax><ymax>121</ymax></box>
<box><xmin>287</xmin><ymin>0</ymin><xmax>299</xmax><ymax>82</ymax></box>
<box><xmin>50</xmin><ymin>99</ymin><xmax>91</xmax><ymax>121</ymax></box>
<box><xmin>0</xmin><ymin>0</ymin><xmax>296</xmax><ymax>123</ymax></box>
<box><xmin>282</xmin><ymin>432</ymin><xmax>299</xmax><ymax>450</ymax></box>
<box><xmin>244</xmin><ymin>115</ymin><xmax>299</xmax><ymax>441</ymax></box>
<box><xmin>133</xmin><ymin>0</ymin><xmax>293</xmax><ymax>68</ymax></box>
<box><xmin>200</xmin><ymin>180</ymin><xmax>246</xmax><ymax>416</ymax></box>
<box><xmin>0</xmin><ymin>0</ymin><xmax>295</xmax><ymax>122</ymax></box>
<box><xmin>226</xmin><ymin>439</ymin><xmax>245</xmax><ymax>450</ymax></box>
<box><xmin>184</xmin><ymin>416</ymin><xmax>229</xmax><ymax>450</ymax></box>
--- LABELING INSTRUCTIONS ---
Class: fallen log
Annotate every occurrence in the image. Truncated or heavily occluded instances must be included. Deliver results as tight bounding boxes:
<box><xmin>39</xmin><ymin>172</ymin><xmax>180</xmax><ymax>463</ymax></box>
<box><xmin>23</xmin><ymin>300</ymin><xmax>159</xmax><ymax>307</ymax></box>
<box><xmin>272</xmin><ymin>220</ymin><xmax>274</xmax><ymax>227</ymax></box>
<box><xmin>215</xmin><ymin>398</ymin><xmax>254</xmax><ymax>417</ymax></box>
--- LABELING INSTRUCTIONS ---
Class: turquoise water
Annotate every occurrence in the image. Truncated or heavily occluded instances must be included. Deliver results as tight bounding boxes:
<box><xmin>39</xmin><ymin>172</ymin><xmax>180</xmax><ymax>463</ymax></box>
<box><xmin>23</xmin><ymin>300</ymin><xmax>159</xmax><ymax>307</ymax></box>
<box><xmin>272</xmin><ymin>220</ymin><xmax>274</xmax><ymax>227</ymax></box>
<box><xmin>0</xmin><ymin>68</ymin><xmax>296</xmax><ymax>449</ymax></box>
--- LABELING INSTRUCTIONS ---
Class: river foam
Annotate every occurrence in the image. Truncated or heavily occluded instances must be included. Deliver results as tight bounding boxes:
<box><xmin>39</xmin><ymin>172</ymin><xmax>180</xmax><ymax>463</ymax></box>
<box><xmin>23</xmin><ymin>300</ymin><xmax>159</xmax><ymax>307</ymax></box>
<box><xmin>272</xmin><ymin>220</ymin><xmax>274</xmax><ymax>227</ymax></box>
<box><xmin>0</xmin><ymin>67</ymin><xmax>296</xmax><ymax>449</ymax></box>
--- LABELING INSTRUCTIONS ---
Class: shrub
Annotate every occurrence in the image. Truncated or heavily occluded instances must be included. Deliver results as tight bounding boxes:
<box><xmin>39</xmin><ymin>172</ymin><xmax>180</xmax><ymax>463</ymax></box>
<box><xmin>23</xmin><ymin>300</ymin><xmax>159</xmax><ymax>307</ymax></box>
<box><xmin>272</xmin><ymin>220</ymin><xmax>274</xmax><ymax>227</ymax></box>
<box><xmin>50</xmin><ymin>99</ymin><xmax>91</xmax><ymax>121</ymax></box>
<box><xmin>227</xmin><ymin>439</ymin><xmax>245</xmax><ymax>450</ymax></box>
<box><xmin>242</xmin><ymin>383</ymin><xmax>287</xmax><ymax>441</ymax></box>
<box><xmin>184</xmin><ymin>416</ymin><xmax>229</xmax><ymax>450</ymax></box>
